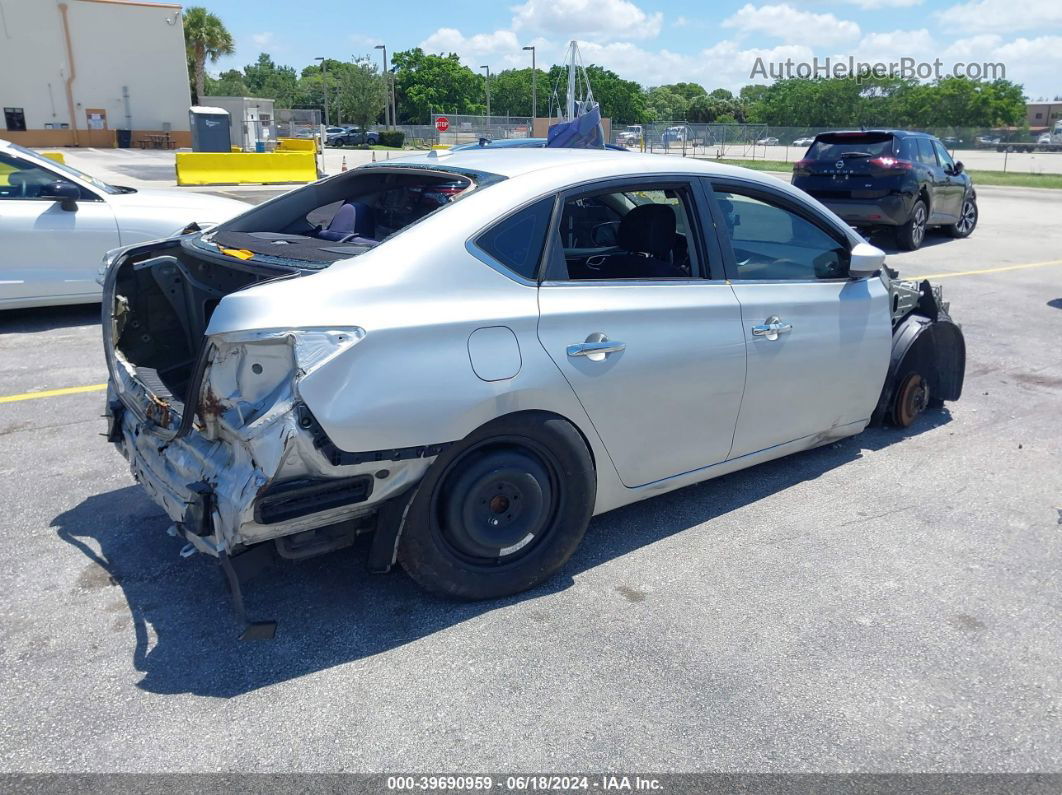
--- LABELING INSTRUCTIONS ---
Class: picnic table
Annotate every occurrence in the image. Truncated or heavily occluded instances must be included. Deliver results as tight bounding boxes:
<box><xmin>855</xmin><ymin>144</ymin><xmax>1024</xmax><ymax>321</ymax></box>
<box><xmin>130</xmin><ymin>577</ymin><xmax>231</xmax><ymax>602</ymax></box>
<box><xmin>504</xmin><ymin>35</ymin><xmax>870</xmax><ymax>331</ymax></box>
<box><xmin>139</xmin><ymin>133</ymin><xmax>175</xmax><ymax>149</ymax></box>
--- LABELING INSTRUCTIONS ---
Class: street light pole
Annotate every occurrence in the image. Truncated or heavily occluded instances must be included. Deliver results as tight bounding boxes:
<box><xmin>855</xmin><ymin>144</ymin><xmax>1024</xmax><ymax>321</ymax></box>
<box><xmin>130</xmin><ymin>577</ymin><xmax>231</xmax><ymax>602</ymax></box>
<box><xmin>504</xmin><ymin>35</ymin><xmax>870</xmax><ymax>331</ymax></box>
<box><xmin>314</xmin><ymin>56</ymin><xmax>329</xmax><ymax>127</ymax></box>
<box><xmin>523</xmin><ymin>45</ymin><xmax>536</xmax><ymax>124</ymax></box>
<box><xmin>481</xmin><ymin>65</ymin><xmax>491</xmax><ymax>130</ymax></box>
<box><xmin>374</xmin><ymin>45</ymin><xmax>391</xmax><ymax>128</ymax></box>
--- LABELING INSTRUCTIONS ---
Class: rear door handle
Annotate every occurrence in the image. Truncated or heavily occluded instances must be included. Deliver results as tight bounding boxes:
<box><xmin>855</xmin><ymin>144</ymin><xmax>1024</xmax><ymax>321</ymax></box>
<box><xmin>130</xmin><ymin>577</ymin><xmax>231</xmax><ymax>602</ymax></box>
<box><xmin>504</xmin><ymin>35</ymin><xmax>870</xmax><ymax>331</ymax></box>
<box><xmin>751</xmin><ymin>315</ymin><xmax>792</xmax><ymax>341</ymax></box>
<box><xmin>567</xmin><ymin>332</ymin><xmax>625</xmax><ymax>361</ymax></box>
<box><xmin>567</xmin><ymin>341</ymin><xmax>626</xmax><ymax>357</ymax></box>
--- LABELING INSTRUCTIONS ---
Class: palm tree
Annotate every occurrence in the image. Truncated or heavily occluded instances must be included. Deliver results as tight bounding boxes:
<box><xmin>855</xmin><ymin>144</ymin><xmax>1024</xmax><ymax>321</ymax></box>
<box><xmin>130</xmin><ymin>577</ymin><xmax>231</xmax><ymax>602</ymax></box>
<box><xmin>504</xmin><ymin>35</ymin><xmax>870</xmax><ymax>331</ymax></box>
<box><xmin>183</xmin><ymin>7</ymin><xmax>234</xmax><ymax>104</ymax></box>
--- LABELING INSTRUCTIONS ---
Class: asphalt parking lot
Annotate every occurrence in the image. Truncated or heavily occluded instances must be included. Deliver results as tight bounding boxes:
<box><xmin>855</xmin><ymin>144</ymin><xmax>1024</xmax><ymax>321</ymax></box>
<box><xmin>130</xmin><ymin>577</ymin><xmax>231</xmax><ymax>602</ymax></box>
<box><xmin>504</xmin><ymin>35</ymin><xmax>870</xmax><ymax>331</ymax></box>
<box><xmin>1</xmin><ymin>182</ymin><xmax>1059</xmax><ymax>773</ymax></box>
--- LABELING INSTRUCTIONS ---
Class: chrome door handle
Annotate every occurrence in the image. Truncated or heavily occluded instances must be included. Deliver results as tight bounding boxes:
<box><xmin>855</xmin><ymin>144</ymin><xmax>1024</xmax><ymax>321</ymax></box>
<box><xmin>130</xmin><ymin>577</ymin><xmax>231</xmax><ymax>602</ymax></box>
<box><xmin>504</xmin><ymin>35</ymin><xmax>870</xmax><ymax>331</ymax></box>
<box><xmin>567</xmin><ymin>341</ymin><xmax>626</xmax><ymax>358</ymax></box>
<box><xmin>751</xmin><ymin>316</ymin><xmax>792</xmax><ymax>341</ymax></box>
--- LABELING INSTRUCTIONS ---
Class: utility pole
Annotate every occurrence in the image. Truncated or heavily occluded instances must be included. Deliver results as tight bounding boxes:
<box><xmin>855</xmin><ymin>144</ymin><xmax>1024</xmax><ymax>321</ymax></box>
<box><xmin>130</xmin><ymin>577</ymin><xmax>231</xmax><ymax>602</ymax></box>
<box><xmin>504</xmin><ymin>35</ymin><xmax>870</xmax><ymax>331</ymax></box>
<box><xmin>314</xmin><ymin>56</ymin><xmax>329</xmax><ymax>127</ymax></box>
<box><xmin>481</xmin><ymin>65</ymin><xmax>491</xmax><ymax>130</ymax></box>
<box><xmin>523</xmin><ymin>45</ymin><xmax>536</xmax><ymax>124</ymax></box>
<box><xmin>375</xmin><ymin>45</ymin><xmax>391</xmax><ymax>128</ymax></box>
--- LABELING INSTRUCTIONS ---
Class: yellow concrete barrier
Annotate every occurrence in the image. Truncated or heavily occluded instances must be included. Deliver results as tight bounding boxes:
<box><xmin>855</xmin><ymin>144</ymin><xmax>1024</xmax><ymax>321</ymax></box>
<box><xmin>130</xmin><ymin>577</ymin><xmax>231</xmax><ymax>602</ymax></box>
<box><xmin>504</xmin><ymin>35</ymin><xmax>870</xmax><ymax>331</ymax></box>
<box><xmin>41</xmin><ymin>151</ymin><xmax>66</xmax><ymax>164</ymax></box>
<box><xmin>175</xmin><ymin>151</ymin><xmax>317</xmax><ymax>186</ymax></box>
<box><xmin>276</xmin><ymin>137</ymin><xmax>316</xmax><ymax>152</ymax></box>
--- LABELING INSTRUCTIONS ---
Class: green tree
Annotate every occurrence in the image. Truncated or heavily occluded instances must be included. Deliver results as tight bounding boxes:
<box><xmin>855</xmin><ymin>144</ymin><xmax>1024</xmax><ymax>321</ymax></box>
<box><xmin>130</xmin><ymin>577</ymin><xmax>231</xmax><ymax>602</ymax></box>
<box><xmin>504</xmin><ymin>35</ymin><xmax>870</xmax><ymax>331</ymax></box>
<box><xmin>544</xmin><ymin>64</ymin><xmax>646</xmax><ymax>124</ymax></box>
<box><xmin>183</xmin><ymin>6</ymin><xmax>234</xmax><ymax>104</ymax></box>
<box><xmin>644</xmin><ymin>85</ymin><xmax>689</xmax><ymax>122</ymax></box>
<box><xmin>391</xmin><ymin>49</ymin><xmax>484</xmax><ymax>123</ymax></box>
<box><xmin>335</xmin><ymin>58</ymin><xmax>388</xmax><ymax>132</ymax></box>
<box><xmin>204</xmin><ymin>68</ymin><xmax>248</xmax><ymax>97</ymax></box>
<box><xmin>241</xmin><ymin>53</ymin><xmax>299</xmax><ymax>107</ymax></box>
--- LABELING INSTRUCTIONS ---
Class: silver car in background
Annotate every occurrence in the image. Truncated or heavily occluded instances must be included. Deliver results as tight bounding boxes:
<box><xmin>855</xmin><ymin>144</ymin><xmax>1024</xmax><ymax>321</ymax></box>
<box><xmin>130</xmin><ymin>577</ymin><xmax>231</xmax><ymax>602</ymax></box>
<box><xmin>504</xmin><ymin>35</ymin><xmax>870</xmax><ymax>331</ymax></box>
<box><xmin>101</xmin><ymin>149</ymin><xmax>965</xmax><ymax>622</ymax></box>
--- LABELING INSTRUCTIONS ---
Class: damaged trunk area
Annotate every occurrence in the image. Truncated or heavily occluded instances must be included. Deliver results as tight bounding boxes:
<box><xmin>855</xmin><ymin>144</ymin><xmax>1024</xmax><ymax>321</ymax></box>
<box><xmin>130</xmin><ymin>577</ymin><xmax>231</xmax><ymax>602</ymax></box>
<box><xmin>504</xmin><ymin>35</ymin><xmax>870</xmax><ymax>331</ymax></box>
<box><xmin>110</xmin><ymin>242</ymin><xmax>294</xmax><ymax>412</ymax></box>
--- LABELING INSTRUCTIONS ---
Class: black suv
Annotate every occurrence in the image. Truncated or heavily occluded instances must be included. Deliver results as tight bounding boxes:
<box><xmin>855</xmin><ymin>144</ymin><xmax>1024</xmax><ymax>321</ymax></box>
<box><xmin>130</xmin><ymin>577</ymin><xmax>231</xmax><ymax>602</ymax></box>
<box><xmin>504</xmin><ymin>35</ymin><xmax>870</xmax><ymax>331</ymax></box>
<box><xmin>792</xmin><ymin>130</ymin><xmax>977</xmax><ymax>250</ymax></box>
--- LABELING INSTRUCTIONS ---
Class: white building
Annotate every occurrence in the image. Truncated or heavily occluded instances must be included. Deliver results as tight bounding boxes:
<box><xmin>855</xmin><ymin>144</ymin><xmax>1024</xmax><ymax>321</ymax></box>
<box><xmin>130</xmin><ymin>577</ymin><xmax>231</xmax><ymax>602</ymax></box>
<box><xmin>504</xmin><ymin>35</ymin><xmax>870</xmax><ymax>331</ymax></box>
<box><xmin>0</xmin><ymin>0</ymin><xmax>193</xmax><ymax>147</ymax></box>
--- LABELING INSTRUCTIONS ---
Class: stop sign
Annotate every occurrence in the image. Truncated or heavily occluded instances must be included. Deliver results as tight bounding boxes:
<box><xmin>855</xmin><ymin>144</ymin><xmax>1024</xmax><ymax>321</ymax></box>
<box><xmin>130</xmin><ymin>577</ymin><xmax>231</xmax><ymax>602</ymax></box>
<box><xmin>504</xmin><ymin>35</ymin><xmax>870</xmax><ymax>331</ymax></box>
<box><xmin>435</xmin><ymin>116</ymin><xmax>450</xmax><ymax>132</ymax></box>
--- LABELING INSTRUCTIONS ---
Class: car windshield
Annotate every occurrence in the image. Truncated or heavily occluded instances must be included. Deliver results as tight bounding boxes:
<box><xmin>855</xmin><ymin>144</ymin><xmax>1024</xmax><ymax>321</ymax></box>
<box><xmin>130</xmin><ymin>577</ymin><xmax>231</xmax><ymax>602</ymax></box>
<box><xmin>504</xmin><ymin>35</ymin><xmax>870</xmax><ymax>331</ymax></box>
<box><xmin>808</xmin><ymin>134</ymin><xmax>896</xmax><ymax>161</ymax></box>
<box><xmin>8</xmin><ymin>141</ymin><xmax>123</xmax><ymax>194</ymax></box>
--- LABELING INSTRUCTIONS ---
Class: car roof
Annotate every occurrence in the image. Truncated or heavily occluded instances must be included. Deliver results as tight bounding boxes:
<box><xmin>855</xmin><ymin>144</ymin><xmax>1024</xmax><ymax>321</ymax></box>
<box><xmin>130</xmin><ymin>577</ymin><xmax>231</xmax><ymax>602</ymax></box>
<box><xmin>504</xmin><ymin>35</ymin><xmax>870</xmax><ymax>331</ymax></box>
<box><xmin>377</xmin><ymin>147</ymin><xmax>782</xmax><ymax>182</ymax></box>
<box><xmin>816</xmin><ymin>129</ymin><xmax>932</xmax><ymax>139</ymax></box>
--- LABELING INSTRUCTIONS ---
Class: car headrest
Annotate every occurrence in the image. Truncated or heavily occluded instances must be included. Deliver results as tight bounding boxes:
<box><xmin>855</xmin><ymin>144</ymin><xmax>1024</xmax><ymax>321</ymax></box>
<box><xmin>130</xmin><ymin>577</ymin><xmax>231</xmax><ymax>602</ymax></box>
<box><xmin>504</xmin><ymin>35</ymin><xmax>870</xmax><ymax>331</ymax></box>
<box><xmin>617</xmin><ymin>203</ymin><xmax>676</xmax><ymax>261</ymax></box>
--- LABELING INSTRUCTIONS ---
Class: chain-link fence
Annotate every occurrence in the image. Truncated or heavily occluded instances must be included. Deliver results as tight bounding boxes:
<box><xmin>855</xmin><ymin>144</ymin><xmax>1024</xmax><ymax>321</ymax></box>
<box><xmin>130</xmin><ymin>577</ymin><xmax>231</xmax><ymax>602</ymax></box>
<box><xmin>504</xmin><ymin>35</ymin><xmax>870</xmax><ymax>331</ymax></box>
<box><xmin>429</xmin><ymin>114</ymin><xmax>534</xmax><ymax>147</ymax></box>
<box><xmin>624</xmin><ymin>123</ymin><xmax>1062</xmax><ymax>174</ymax></box>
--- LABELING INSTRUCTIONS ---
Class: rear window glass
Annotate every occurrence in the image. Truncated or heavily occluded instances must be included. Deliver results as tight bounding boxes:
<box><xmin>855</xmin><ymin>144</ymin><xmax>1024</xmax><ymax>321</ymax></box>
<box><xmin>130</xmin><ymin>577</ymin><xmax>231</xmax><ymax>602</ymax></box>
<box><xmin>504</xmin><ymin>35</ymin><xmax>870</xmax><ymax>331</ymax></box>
<box><xmin>809</xmin><ymin>134</ymin><xmax>895</xmax><ymax>161</ymax></box>
<box><xmin>476</xmin><ymin>197</ymin><xmax>555</xmax><ymax>280</ymax></box>
<box><xmin>916</xmin><ymin>138</ymin><xmax>938</xmax><ymax>166</ymax></box>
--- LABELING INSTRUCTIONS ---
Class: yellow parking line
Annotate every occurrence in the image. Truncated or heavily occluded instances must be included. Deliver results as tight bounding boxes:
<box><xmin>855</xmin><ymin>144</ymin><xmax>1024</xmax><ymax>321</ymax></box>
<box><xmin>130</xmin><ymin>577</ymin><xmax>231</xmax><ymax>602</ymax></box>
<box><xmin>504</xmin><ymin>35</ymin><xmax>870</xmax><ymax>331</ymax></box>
<box><xmin>0</xmin><ymin>383</ymin><xmax>107</xmax><ymax>404</ymax></box>
<box><xmin>909</xmin><ymin>259</ymin><xmax>1062</xmax><ymax>279</ymax></box>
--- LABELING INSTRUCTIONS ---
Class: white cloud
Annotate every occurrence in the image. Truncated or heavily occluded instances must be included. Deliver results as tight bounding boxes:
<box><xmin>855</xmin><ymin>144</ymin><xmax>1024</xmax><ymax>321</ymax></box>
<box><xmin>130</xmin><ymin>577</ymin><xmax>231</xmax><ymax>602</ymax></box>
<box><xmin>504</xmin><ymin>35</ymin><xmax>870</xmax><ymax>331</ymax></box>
<box><xmin>852</xmin><ymin>28</ymin><xmax>936</xmax><ymax>63</ymax></box>
<box><xmin>723</xmin><ymin>4</ymin><xmax>861</xmax><ymax>47</ymax></box>
<box><xmin>251</xmin><ymin>32</ymin><xmax>274</xmax><ymax>48</ymax></box>
<box><xmin>511</xmin><ymin>0</ymin><xmax>663</xmax><ymax>40</ymax></box>
<box><xmin>935</xmin><ymin>0</ymin><xmax>1062</xmax><ymax>34</ymax></box>
<box><xmin>842</xmin><ymin>0</ymin><xmax>922</xmax><ymax>8</ymax></box>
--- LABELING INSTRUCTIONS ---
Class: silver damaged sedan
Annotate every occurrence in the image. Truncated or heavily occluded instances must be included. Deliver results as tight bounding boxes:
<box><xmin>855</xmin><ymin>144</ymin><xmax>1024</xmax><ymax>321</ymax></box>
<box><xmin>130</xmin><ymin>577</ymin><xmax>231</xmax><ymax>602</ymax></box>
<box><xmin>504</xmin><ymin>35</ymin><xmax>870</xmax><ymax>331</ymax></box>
<box><xmin>102</xmin><ymin>149</ymin><xmax>965</xmax><ymax>609</ymax></box>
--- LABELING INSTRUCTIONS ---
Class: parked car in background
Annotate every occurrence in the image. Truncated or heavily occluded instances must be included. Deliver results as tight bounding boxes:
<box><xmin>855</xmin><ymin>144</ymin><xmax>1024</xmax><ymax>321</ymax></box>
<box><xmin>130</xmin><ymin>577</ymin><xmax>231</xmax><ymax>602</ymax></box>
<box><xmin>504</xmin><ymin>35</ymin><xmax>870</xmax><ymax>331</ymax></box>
<box><xmin>792</xmin><ymin>129</ymin><xmax>977</xmax><ymax>250</ymax></box>
<box><xmin>615</xmin><ymin>125</ymin><xmax>643</xmax><ymax>146</ymax></box>
<box><xmin>975</xmin><ymin>135</ymin><xmax>1002</xmax><ymax>148</ymax></box>
<box><xmin>450</xmin><ymin>137</ymin><xmax>629</xmax><ymax>152</ymax></box>
<box><xmin>661</xmin><ymin>126</ymin><xmax>691</xmax><ymax>146</ymax></box>
<box><xmin>328</xmin><ymin>127</ymin><xmax>380</xmax><ymax>146</ymax></box>
<box><xmin>756</xmin><ymin>136</ymin><xmax>780</xmax><ymax>146</ymax></box>
<box><xmin>995</xmin><ymin>135</ymin><xmax>1037</xmax><ymax>153</ymax></box>
<box><xmin>0</xmin><ymin>139</ymin><xmax>249</xmax><ymax>309</ymax></box>
<box><xmin>941</xmin><ymin>136</ymin><xmax>963</xmax><ymax>147</ymax></box>
<box><xmin>101</xmin><ymin>148</ymin><xmax>964</xmax><ymax>617</ymax></box>
<box><xmin>792</xmin><ymin>136</ymin><xmax>815</xmax><ymax>147</ymax></box>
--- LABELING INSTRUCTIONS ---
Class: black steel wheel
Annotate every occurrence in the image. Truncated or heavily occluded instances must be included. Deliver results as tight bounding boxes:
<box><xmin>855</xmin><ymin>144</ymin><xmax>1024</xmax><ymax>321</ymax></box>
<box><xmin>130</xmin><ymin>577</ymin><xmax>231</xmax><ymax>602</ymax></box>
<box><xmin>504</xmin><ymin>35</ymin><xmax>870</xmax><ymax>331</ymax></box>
<box><xmin>398</xmin><ymin>413</ymin><xmax>595</xmax><ymax>600</ymax></box>
<box><xmin>948</xmin><ymin>197</ymin><xmax>978</xmax><ymax>238</ymax></box>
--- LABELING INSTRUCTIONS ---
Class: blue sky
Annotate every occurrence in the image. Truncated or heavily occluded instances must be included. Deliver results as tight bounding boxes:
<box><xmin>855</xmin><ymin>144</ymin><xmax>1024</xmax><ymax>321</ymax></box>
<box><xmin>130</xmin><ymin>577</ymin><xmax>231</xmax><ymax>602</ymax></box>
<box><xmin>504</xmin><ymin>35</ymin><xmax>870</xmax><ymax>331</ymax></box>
<box><xmin>204</xmin><ymin>0</ymin><xmax>1062</xmax><ymax>99</ymax></box>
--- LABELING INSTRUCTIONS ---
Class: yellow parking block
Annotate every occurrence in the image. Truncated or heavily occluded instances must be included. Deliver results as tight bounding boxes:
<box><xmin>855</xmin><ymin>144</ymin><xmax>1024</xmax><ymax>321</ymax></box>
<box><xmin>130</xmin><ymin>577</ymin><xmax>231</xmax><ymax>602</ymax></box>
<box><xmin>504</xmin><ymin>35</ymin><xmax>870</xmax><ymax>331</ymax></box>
<box><xmin>276</xmin><ymin>137</ymin><xmax>317</xmax><ymax>152</ymax></box>
<box><xmin>41</xmin><ymin>151</ymin><xmax>66</xmax><ymax>164</ymax></box>
<box><xmin>175</xmin><ymin>151</ymin><xmax>317</xmax><ymax>186</ymax></box>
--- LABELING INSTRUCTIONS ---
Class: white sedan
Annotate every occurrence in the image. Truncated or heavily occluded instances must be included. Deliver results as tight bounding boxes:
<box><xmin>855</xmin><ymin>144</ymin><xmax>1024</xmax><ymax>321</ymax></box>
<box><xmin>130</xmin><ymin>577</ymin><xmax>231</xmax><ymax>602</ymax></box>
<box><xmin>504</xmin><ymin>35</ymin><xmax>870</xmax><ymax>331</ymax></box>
<box><xmin>101</xmin><ymin>148</ymin><xmax>965</xmax><ymax>625</ymax></box>
<box><xmin>0</xmin><ymin>139</ymin><xmax>249</xmax><ymax>309</ymax></box>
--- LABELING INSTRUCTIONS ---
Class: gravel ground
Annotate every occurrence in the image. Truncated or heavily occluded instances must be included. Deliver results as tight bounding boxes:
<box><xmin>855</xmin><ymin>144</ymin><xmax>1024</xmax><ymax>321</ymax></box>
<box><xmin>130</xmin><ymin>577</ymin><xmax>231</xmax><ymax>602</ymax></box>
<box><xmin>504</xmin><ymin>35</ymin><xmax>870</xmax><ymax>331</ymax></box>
<box><xmin>0</xmin><ymin>184</ymin><xmax>1058</xmax><ymax>773</ymax></box>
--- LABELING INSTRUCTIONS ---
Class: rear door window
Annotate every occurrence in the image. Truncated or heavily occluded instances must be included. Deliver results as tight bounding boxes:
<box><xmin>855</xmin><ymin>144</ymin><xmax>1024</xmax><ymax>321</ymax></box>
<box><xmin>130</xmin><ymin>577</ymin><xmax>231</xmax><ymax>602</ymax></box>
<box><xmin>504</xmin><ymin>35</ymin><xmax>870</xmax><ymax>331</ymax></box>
<box><xmin>916</xmin><ymin>138</ymin><xmax>938</xmax><ymax>166</ymax></box>
<box><xmin>475</xmin><ymin>197</ymin><xmax>555</xmax><ymax>280</ymax></box>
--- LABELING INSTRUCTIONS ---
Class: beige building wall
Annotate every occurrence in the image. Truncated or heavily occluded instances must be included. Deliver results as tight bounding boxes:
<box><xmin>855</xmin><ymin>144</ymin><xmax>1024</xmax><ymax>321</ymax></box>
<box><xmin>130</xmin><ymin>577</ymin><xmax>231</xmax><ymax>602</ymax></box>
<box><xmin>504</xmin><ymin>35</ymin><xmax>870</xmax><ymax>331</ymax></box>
<box><xmin>0</xmin><ymin>0</ymin><xmax>193</xmax><ymax>147</ymax></box>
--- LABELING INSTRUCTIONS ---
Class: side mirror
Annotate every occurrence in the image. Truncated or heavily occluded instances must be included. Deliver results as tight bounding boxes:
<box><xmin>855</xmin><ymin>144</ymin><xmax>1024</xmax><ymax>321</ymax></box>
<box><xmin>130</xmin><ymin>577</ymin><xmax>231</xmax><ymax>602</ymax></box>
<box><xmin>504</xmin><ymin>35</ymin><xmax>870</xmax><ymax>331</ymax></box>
<box><xmin>848</xmin><ymin>241</ymin><xmax>885</xmax><ymax>278</ymax></box>
<box><xmin>40</xmin><ymin>180</ymin><xmax>80</xmax><ymax>211</ymax></box>
<box><xmin>952</xmin><ymin>161</ymin><xmax>964</xmax><ymax>174</ymax></box>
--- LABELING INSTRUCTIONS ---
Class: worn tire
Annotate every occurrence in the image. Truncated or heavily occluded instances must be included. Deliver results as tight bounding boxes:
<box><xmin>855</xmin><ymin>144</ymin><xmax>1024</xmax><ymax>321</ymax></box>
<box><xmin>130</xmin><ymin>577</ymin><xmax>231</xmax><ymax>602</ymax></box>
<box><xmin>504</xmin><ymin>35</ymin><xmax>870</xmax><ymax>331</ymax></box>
<box><xmin>948</xmin><ymin>197</ymin><xmax>978</xmax><ymax>238</ymax></box>
<box><xmin>398</xmin><ymin>413</ymin><xmax>596</xmax><ymax>600</ymax></box>
<box><xmin>895</xmin><ymin>198</ymin><xmax>928</xmax><ymax>251</ymax></box>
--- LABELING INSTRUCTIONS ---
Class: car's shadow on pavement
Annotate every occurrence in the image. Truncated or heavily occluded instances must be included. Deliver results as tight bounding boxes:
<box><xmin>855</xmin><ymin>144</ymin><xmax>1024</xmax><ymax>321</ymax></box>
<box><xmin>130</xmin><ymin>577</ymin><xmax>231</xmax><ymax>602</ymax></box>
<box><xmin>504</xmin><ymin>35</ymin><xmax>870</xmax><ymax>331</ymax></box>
<box><xmin>52</xmin><ymin>410</ymin><xmax>952</xmax><ymax>698</ymax></box>
<box><xmin>0</xmin><ymin>304</ymin><xmax>101</xmax><ymax>333</ymax></box>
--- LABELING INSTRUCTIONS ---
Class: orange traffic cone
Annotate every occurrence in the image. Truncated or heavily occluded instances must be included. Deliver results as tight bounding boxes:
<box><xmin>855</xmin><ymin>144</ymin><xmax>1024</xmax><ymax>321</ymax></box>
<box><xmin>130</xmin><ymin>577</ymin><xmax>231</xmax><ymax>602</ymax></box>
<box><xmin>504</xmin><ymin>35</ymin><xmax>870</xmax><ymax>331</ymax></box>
<box><xmin>340</xmin><ymin>156</ymin><xmax>347</xmax><ymax>172</ymax></box>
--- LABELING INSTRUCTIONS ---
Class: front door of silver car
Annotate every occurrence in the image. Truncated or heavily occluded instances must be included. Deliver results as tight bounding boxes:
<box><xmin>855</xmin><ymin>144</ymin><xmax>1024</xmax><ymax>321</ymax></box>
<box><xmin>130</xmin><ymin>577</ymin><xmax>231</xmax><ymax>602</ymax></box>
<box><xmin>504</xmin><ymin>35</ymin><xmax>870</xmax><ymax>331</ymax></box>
<box><xmin>536</xmin><ymin>179</ymin><xmax>746</xmax><ymax>488</ymax></box>
<box><xmin>709</xmin><ymin>182</ymin><xmax>892</xmax><ymax>458</ymax></box>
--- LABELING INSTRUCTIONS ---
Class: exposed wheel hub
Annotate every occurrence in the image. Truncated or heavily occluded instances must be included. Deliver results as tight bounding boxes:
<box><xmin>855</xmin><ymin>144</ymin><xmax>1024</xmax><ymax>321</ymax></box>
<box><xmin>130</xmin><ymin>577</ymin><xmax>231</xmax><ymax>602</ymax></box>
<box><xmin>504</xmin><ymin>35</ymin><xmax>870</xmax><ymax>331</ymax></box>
<box><xmin>440</xmin><ymin>449</ymin><xmax>555</xmax><ymax>560</ymax></box>
<box><xmin>895</xmin><ymin>373</ymin><xmax>930</xmax><ymax>427</ymax></box>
